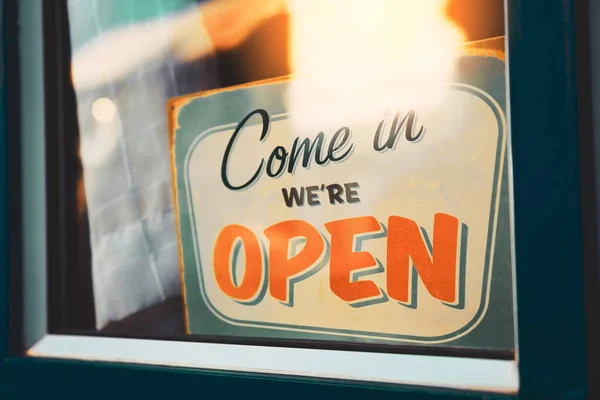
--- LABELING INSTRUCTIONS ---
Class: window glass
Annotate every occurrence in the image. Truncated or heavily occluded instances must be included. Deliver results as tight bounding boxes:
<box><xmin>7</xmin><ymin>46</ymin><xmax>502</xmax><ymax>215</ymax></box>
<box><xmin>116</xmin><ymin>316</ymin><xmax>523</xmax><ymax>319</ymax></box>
<box><xmin>58</xmin><ymin>0</ymin><xmax>513</xmax><ymax>358</ymax></box>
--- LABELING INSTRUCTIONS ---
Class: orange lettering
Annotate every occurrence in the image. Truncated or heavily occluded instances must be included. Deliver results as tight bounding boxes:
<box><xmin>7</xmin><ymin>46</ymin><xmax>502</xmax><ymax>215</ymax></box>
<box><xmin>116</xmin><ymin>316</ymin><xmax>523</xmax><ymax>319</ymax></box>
<box><xmin>213</xmin><ymin>224</ymin><xmax>264</xmax><ymax>302</ymax></box>
<box><xmin>325</xmin><ymin>217</ymin><xmax>382</xmax><ymax>302</ymax></box>
<box><xmin>264</xmin><ymin>220</ymin><xmax>325</xmax><ymax>304</ymax></box>
<box><xmin>386</xmin><ymin>213</ymin><xmax>459</xmax><ymax>303</ymax></box>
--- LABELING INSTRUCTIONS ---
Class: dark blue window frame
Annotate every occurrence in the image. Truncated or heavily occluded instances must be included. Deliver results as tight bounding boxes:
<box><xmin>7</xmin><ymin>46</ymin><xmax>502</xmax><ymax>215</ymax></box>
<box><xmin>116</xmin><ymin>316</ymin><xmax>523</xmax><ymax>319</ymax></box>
<box><xmin>1</xmin><ymin>0</ymin><xmax>597</xmax><ymax>398</ymax></box>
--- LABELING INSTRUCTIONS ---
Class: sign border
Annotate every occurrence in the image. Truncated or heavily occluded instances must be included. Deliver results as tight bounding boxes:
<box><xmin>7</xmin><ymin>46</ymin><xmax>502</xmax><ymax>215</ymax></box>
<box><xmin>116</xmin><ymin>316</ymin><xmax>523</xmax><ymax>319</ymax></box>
<box><xmin>176</xmin><ymin>82</ymin><xmax>508</xmax><ymax>344</ymax></box>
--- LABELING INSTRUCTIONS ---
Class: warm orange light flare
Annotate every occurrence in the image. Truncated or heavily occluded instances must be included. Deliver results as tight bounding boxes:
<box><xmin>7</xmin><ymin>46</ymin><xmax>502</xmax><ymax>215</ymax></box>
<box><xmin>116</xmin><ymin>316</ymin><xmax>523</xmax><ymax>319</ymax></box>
<box><xmin>286</xmin><ymin>0</ymin><xmax>466</xmax><ymax>130</ymax></box>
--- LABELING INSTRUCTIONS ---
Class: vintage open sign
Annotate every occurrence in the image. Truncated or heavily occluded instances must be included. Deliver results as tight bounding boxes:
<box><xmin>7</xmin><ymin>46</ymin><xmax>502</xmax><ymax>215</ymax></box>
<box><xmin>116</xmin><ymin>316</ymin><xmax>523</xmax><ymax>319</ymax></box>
<box><xmin>169</xmin><ymin>49</ymin><xmax>514</xmax><ymax>350</ymax></box>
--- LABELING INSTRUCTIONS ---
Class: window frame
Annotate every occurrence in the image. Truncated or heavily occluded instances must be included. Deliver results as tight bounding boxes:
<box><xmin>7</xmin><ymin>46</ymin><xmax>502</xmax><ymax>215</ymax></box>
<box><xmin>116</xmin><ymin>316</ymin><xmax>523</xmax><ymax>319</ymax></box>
<box><xmin>0</xmin><ymin>0</ymin><xmax>597</xmax><ymax>398</ymax></box>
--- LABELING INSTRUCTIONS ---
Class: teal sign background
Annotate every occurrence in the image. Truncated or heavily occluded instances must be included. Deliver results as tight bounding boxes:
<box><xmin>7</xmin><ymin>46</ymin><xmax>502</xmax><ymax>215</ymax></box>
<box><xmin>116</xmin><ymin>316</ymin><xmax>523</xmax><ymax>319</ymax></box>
<box><xmin>170</xmin><ymin>54</ymin><xmax>515</xmax><ymax>353</ymax></box>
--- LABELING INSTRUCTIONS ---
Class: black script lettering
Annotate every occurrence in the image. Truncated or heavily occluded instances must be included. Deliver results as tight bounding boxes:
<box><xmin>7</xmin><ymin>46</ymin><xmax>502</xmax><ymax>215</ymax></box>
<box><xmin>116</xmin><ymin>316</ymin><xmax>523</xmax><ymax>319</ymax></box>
<box><xmin>222</xmin><ymin>109</ymin><xmax>355</xmax><ymax>191</ymax></box>
<box><xmin>373</xmin><ymin>110</ymin><xmax>424</xmax><ymax>152</ymax></box>
<box><xmin>287</xmin><ymin>127</ymin><xmax>354</xmax><ymax>174</ymax></box>
<box><xmin>329</xmin><ymin>127</ymin><xmax>354</xmax><ymax>161</ymax></box>
<box><xmin>267</xmin><ymin>146</ymin><xmax>288</xmax><ymax>178</ymax></box>
<box><xmin>287</xmin><ymin>133</ymin><xmax>327</xmax><ymax>173</ymax></box>
<box><xmin>221</xmin><ymin>109</ymin><xmax>270</xmax><ymax>190</ymax></box>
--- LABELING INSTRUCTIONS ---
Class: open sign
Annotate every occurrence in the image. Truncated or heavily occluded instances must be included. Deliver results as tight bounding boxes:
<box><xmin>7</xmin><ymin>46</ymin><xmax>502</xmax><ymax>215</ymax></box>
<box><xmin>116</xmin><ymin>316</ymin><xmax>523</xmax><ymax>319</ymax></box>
<box><xmin>170</xmin><ymin>55</ymin><xmax>513</xmax><ymax>347</ymax></box>
<box><xmin>213</xmin><ymin>214</ymin><xmax>460</xmax><ymax>308</ymax></box>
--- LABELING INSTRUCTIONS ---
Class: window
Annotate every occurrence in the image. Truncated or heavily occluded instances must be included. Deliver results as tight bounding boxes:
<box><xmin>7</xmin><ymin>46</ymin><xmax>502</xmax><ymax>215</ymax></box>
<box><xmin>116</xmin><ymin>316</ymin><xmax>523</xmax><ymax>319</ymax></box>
<box><xmin>48</xmin><ymin>0</ymin><xmax>516</xmax><ymax>364</ymax></box>
<box><xmin>41</xmin><ymin>0</ymin><xmax>516</xmax><ymax>374</ymax></box>
<box><xmin>2</xmin><ymin>0</ymin><xmax>595</xmax><ymax>398</ymax></box>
